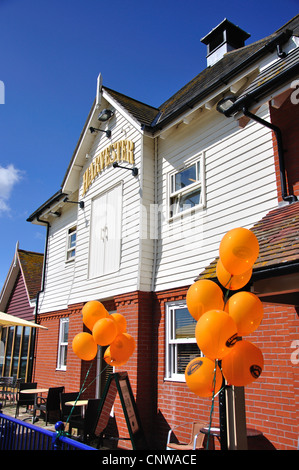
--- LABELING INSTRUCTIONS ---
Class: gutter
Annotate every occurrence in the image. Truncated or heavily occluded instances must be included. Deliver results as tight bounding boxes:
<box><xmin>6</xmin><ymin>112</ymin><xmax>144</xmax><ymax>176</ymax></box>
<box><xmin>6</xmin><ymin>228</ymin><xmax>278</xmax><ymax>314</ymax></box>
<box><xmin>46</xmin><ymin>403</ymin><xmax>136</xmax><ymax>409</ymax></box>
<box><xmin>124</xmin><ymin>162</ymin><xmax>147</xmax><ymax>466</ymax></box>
<box><xmin>242</xmin><ymin>107</ymin><xmax>297</xmax><ymax>204</ymax></box>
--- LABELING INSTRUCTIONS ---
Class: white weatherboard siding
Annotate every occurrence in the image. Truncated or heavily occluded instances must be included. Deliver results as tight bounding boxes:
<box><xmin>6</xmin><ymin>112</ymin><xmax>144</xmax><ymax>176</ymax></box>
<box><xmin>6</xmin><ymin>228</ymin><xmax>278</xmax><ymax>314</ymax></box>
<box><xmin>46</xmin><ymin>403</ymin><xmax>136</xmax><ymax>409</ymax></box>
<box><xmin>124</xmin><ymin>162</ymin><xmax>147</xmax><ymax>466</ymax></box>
<box><xmin>38</xmin><ymin>203</ymin><xmax>78</xmax><ymax>313</ymax></box>
<box><xmin>38</xmin><ymin>98</ymin><xmax>279</xmax><ymax>314</ymax></box>
<box><xmin>38</xmin><ymin>110</ymin><xmax>146</xmax><ymax>313</ymax></box>
<box><xmin>153</xmin><ymin>104</ymin><xmax>278</xmax><ymax>291</ymax></box>
<box><xmin>67</xmin><ymin>111</ymin><xmax>144</xmax><ymax>305</ymax></box>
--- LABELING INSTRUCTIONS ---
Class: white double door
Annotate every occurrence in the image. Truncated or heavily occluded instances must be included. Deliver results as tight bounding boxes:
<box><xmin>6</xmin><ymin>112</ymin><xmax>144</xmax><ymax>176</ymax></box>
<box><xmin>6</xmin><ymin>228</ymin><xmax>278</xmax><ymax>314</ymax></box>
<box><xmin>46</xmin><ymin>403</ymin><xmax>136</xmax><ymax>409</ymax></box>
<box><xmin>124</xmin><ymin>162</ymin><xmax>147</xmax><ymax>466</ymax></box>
<box><xmin>89</xmin><ymin>183</ymin><xmax>122</xmax><ymax>278</ymax></box>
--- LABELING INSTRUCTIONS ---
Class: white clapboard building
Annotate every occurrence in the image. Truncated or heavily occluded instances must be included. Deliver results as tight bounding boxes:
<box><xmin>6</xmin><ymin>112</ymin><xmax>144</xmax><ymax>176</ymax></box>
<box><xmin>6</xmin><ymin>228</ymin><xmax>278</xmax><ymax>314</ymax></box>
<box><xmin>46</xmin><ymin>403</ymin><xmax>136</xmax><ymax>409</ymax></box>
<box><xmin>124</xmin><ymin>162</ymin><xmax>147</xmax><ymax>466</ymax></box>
<box><xmin>27</xmin><ymin>15</ymin><xmax>299</xmax><ymax>449</ymax></box>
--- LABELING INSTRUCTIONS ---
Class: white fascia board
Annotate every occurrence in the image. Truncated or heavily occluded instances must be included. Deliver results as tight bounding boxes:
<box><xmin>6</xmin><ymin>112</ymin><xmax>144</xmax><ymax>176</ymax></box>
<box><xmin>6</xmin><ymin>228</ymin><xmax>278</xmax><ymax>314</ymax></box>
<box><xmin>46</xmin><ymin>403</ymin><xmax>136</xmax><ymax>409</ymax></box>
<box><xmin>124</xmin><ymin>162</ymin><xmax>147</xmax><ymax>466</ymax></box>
<box><xmin>62</xmin><ymin>102</ymin><xmax>98</xmax><ymax>194</ymax></box>
<box><xmin>0</xmin><ymin>253</ymin><xmax>20</xmax><ymax>311</ymax></box>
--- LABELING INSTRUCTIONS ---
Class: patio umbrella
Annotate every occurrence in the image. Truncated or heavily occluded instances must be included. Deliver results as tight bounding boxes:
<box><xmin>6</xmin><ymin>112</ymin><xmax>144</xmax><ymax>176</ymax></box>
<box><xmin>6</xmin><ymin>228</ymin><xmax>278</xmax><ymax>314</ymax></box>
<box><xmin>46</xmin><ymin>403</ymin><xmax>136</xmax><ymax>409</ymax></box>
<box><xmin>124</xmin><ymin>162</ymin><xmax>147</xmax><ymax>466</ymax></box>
<box><xmin>0</xmin><ymin>311</ymin><xmax>47</xmax><ymax>329</ymax></box>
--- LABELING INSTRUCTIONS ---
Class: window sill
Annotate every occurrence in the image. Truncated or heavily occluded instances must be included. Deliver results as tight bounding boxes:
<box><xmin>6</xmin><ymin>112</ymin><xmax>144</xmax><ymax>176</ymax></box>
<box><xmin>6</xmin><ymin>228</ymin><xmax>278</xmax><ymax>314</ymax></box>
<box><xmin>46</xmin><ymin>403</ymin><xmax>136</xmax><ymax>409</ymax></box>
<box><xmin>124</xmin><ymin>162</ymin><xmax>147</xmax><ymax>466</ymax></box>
<box><xmin>164</xmin><ymin>376</ymin><xmax>186</xmax><ymax>383</ymax></box>
<box><xmin>168</xmin><ymin>203</ymin><xmax>205</xmax><ymax>223</ymax></box>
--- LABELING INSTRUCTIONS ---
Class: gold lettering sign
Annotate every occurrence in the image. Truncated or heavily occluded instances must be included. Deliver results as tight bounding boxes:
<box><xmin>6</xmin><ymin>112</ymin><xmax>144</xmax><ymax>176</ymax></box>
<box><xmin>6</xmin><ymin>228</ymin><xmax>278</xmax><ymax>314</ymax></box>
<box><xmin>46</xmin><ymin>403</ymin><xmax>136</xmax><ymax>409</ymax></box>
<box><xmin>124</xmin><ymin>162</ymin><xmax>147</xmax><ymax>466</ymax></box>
<box><xmin>82</xmin><ymin>139</ymin><xmax>134</xmax><ymax>196</ymax></box>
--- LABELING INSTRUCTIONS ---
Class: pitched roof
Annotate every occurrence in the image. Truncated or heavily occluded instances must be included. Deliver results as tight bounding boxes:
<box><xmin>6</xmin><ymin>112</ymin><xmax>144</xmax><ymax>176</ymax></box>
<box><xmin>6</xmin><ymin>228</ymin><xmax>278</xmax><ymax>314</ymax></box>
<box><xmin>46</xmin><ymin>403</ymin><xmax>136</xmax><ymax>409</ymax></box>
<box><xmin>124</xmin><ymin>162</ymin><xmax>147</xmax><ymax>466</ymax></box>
<box><xmin>103</xmin><ymin>87</ymin><xmax>159</xmax><ymax>127</ymax></box>
<box><xmin>198</xmin><ymin>201</ymin><xmax>299</xmax><ymax>281</ymax></box>
<box><xmin>18</xmin><ymin>250</ymin><xmax>44</xmax><ymax>300</ymax></box>
<box><xmin>102</xmin><ymin>14</ymin><xmax>299</xmax><ymax>131</ymax></box>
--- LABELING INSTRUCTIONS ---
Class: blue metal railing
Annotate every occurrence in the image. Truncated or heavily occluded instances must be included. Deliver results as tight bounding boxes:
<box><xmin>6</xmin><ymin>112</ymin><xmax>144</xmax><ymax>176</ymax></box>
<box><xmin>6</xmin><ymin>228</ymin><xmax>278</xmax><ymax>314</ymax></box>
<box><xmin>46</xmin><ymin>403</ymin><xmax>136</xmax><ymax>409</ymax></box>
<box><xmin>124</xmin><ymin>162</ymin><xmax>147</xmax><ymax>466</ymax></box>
<box><xmin>0</xmin><ymin>407</ymin><xmax>96</xmax><ymax>450</ymax></box>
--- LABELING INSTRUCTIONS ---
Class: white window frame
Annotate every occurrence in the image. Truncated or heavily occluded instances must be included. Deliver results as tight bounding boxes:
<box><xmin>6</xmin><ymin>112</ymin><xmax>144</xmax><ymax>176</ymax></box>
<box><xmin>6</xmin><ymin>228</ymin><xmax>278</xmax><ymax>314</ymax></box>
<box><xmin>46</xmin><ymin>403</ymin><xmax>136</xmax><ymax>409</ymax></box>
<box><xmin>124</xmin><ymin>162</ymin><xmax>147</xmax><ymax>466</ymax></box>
<box><xmin>165</xmin><ymin>300</ymin><xmax>199</xmax><ymax>382</ymax></box>
<box><xmin>57</xmin><ymin>318</ymin><xmax>69</xmax><ymax>371</ymax></box>
<box><xmin>65</xmin><ymin>225</ymin><xmax>76</xmax><ymax>262</ymax></box>
<box><xmin>168</xmin><ymin>153</ymin><xmax>205</xmax><ymax>220</ymax></box>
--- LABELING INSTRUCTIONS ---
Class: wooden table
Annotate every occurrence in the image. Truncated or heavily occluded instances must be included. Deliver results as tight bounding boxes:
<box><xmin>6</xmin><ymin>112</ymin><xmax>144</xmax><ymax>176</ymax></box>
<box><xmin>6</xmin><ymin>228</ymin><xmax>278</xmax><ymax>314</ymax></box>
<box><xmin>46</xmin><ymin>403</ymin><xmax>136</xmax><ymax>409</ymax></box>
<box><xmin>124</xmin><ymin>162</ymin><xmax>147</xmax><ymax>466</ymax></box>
<box><xmin>65</xmin><ymin>399</ymin><xmax>88</xmax><ymax>417</ymax></box>
<box><xmin>20</xmin><ymin>388</ymin><xmax>48</xmax><ymax>423</ymax></box>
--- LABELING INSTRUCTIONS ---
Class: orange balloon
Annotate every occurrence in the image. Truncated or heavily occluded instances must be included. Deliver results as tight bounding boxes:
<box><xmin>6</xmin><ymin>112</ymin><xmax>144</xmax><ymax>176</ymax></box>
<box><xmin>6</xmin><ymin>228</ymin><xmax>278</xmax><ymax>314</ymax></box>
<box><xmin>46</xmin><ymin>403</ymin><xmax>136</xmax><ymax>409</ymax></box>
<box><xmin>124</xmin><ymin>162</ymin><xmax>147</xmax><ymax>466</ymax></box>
<box><xmin>92</xmin><ymin>317</ymin><xmax>118</xmax><ymax>346</ymax></box>
<box><xmin>222</xmin><ymin>340</ymin><xmax>264</xmax><ymax>386</ymax></box>
<box><xmin>110</xmin><ymin>313</ymin><xmax>127</xmax><ymax>334</ymax></box>
<box><xmin>82</xmin><ymin>300</ymin><xmax>108</xmax><ymax>331</ymax></box>
<box><xmin>216</xmin><ymin>259</ymin><xmax>252</xmax><ymax>291</ymax></box>
<box><xmin>195</xmin><ymin>310</ymin><xmax>238</xmax><ymax>360</ymax></box>
<box><xmin>72</xmin><ymin>332</ymin><xmax>98</xmax><ymax>361</ymax></box>
<box><xmin>109</xmin><ymin>333</ymin><xmax>136</xmax><ymax>364</ymax></box>
<box><xmin>185</xmin><ymin>356</ymin><xmax>223</xmax><ymax>398</ymax></box>
<box><xmin>186</xmin><ymin>280</ymin><xmax>224</xmax><ymax>321</ymax></box>
<box><xmin>219</xmin><ymin>228</ymin><xmax>259</xmax><ymax>275</ymax></box>
<box><xmin>225</xmin><ymin>291</ymin><xmax>263</xmax><ymax>336</ymax></box>
<box><xmin>103</xmin><ymin>346</ymin><xmax>128</xmax><ymax>367</ymax></box>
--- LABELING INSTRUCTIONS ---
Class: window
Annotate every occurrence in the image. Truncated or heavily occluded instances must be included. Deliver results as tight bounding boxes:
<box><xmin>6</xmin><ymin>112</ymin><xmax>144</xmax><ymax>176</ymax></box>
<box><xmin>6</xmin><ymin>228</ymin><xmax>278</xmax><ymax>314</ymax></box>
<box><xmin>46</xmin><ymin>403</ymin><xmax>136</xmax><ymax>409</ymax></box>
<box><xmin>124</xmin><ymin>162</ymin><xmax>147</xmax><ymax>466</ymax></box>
<box><xmin>57</xmin><ymin>318</ymin><xmax>69</xmax><ymax>370</ymax></box>
<box><xmin>66</xmin><ymin>226</ymin><xmax>76</xmax><ymax>261</ymax></box>
<box><xmin>165</xmin><ymin>301</ymin><xmax>200</xmax><ymax>381</ymax></box>
<box><xmin>89</xmin><ymin>183</ymin><xmax>122</xmax><ymax>278</ymax></box>
<box><xmin>169</xmin><ymin>156</ymin><xmax>204</xmax><ymax>218</ymax></box>
<box><xmin>0</xmin><ymin>326</ymin><xmax>32</xmax><ymax>380</ymax></box>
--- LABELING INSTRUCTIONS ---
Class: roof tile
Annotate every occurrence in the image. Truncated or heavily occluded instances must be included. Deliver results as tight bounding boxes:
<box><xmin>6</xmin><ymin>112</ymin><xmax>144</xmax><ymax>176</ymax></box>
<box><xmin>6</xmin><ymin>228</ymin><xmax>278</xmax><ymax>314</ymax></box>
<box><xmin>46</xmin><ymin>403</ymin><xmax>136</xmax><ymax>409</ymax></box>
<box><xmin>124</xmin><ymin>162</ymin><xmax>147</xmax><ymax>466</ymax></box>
<box><xmin>198</xmin><ymin>201</ymin><xmax>299</xmax><ymax>280</ymax></box>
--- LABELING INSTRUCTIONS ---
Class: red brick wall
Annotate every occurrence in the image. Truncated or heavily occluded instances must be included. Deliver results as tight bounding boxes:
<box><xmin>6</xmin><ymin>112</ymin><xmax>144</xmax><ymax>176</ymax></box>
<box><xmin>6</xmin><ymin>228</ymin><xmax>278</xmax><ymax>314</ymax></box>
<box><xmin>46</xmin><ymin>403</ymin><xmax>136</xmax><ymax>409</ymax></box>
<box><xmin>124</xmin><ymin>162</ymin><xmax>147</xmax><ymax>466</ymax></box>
<box><xmin>33</xmin><ymin>303</ymin><xmax>85</xmax><ymax>393</ymax></box>
<box><xmin>152</xmin><ymin>286</ymin><xmax>221</xmax><ymax>450</ymax></box>
<box><xmin>151</xmin><ymin>288</ymin><xmax>298</xmax><ymax>450</ymax></box>
<box><xmin>34</xmin><ymin>289</ymin><xmax>298</xmax><ymax>450</ymax></box>
<box><xmin>270</xmin><ymin>93</ymin><xmax>299</xmax><ymax>203</ymax></box>
<box><xmin>244</xmin><ymin>302</ymin><xmax>299</xmax><ymax>450</ymax></box>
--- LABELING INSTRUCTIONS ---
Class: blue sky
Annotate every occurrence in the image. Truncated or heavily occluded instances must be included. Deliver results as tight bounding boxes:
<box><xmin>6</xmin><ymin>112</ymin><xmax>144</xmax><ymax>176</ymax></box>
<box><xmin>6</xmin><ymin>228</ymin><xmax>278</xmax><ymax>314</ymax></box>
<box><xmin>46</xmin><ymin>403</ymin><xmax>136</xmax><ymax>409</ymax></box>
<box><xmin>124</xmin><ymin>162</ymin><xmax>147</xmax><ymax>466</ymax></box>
<box><xmin>0</xmin><ymin>0</ymin><xmax>298</xmax><ymax>289</ymax></box>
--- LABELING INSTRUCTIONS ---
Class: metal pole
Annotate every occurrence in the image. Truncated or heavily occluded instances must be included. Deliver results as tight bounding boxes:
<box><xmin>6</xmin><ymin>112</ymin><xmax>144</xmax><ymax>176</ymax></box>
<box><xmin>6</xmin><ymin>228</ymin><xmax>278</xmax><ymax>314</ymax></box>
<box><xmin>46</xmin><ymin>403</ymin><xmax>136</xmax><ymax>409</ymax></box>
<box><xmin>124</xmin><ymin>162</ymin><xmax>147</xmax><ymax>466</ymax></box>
<box><xmin>225</xmin><ymin>385</ymin><xmax>247</xmax><ymax>450</ymax></box>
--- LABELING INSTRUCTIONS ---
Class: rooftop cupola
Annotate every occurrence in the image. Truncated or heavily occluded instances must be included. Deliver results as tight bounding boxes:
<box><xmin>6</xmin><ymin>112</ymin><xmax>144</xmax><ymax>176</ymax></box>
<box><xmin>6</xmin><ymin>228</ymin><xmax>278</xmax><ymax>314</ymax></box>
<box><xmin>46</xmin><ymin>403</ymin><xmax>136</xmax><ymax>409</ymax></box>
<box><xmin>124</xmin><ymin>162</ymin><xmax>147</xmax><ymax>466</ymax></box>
<box><xmin>201</xmin><ymin>18</ymin><xmax>250</xmax><ymax>66</ymax></box>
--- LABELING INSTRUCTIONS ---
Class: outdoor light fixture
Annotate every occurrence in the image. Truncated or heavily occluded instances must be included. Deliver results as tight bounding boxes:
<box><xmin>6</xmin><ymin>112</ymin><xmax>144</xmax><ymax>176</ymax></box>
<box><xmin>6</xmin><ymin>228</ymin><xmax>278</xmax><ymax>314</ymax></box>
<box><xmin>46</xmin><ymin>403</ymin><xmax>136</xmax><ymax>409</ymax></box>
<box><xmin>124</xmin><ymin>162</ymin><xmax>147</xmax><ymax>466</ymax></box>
<box><xmin>97</xmin><ymin>109</ymin><xmax>114</xmax><ymax>122</ymax></box>
<box><xmin>113</xmin><ymin>161</ymin><xmax>138</xmax><ymax>176</ymax></box>
<box><xmin>63</xmin><ymin>196</ymin><xmax>85</xmax><ymax>209</ymax></box>
<box><xmin>216</xmin><ymin>95</ymin><xmax>237</xmax><ymax>116</ymax></box>
<box><xmin>89</xmin><ymin>127</ymin><xmax>111</xmax><ymax>138</ymax></box>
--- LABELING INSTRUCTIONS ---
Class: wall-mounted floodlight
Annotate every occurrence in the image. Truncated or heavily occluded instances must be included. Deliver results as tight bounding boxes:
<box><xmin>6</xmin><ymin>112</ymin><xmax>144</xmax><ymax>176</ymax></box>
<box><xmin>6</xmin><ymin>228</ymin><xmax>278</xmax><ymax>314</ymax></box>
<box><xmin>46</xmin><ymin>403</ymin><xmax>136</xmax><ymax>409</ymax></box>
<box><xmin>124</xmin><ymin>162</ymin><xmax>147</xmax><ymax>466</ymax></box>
<box><xmin>63</xmin><ymin>196</ymin><xmax>84</xmax><ymax>209</ymax></box>
<box><xmin>113</xmin><ymin>161</ymin><xmax>138</xmax><ymax>176</ymax></box>
<box><xmin>89</xmin><ymin>127</ymin><xmax>111</xmax><ymax>138</ymax></box>
<box><xmin>98</xmin><ymin>109</ymin><xmax>114</xmax><ymax>122</ymax></box>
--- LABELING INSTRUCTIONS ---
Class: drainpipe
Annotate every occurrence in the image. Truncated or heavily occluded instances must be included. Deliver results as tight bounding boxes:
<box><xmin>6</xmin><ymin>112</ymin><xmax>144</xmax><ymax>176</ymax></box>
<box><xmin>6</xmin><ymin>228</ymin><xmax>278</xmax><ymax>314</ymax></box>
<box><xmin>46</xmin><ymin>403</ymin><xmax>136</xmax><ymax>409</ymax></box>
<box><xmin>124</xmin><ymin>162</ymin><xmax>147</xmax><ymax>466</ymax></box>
<box><xmin>28</xmin><ymin>217</ymin><xmax>50</xmax><ymax>381</ymax></box>
<box><xmin>242</xmin><ymin>107</ymin><xmax>297</xmax><ymax>204</ymax></box>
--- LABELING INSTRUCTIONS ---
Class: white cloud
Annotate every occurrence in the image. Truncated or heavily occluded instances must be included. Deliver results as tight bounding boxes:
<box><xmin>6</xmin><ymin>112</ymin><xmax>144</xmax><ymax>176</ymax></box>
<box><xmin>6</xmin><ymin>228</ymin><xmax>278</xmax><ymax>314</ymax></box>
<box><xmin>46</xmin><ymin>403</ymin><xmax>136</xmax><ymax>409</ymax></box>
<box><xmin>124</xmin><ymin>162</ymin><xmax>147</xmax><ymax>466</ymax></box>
<box><xmin>0</xmin><ymin>164</ymin><xmax>23</xmax><ymax>215</ymax></box>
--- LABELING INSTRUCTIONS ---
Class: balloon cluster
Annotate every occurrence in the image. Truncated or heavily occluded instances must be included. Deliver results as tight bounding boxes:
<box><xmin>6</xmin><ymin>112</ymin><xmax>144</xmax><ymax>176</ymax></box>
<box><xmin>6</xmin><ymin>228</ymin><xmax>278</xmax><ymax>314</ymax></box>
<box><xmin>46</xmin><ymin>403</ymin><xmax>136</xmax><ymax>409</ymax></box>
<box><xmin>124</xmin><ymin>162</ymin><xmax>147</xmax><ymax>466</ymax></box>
<box><xmin>185</xmin><ymin>227</ymin><xmax>264</xmax><ymax>397</ymax></box>
<box><xmin>72</xmin><ymin>301</ymin><xmax>135</xmax><ymax>367</ymax></box>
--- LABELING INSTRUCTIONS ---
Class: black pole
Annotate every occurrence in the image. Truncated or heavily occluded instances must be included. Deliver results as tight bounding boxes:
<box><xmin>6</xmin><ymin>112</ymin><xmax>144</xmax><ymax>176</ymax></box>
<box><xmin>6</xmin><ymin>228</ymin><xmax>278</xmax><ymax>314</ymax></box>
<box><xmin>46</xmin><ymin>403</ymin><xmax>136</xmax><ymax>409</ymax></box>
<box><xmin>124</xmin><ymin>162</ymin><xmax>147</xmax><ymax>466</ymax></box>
<box><xmin>218</xmin><ymin>368</ymin><xmax>228</xmax><ymax>449</ymax></box>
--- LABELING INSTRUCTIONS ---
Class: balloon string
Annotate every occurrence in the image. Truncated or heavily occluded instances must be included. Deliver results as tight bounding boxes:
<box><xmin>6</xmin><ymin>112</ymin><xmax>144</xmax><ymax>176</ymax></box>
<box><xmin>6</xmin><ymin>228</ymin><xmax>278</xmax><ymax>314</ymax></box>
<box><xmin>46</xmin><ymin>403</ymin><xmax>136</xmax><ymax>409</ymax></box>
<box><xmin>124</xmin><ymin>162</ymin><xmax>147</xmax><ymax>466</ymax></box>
<box><xmin>206</xmin><ymin>360</ymin><xmax>218</xmax><ymax>450</ymax></box>
<box><xmin>65</xmin><ymin>356</ymin><xmax>110</xmax><ymax>425</ymax></box>
<box><xmin>223</xmin><ymin>278</ymin><xmax>232</xmax><ymax>309</ymax></box>
<box><xmin>65</xmin><ymin>359</ymin><xmax>95</xmax><ymax>425</ymax></box>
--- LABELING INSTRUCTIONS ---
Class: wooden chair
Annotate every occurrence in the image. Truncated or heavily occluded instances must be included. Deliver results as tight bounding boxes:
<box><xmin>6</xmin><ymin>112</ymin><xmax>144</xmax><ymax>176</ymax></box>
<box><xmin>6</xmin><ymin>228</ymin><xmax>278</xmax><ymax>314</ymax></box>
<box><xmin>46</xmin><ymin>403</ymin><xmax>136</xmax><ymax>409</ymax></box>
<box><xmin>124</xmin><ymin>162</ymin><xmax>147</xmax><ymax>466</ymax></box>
<box><xmin>34</xmin><ymin>386</ymin><xmax>64</xmax><ymax>425</ymax></box>
<box><xmin>0</xmin><ymin>377</ymin><xmax>14</xmax><ymax>406</ymax></box>
<box><xmin>166</xmin><ymin>421</ymin><xmax>207</xmax><ymax>450</ymax></box>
